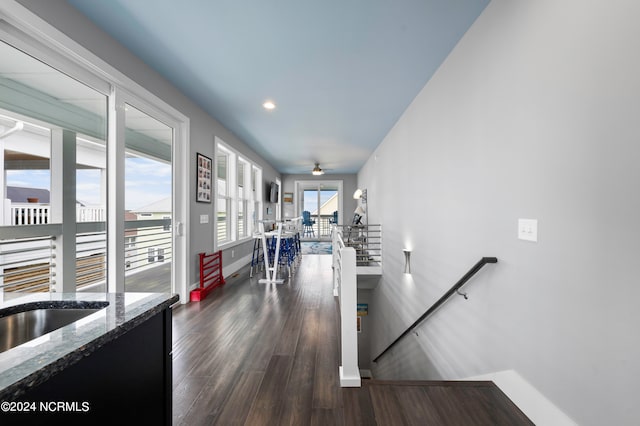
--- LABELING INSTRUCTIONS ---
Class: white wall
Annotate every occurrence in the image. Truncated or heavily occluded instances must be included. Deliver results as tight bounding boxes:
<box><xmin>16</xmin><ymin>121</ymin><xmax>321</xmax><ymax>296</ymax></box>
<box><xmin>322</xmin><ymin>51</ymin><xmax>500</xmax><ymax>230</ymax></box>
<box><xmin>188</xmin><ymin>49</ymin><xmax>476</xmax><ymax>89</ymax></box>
<box><xmin>360</xmin><ymin>1</ymin><xmax>640</xmax><ymax>425</ymax></box>
<box><xmin>16</xmin><ymin>0</ymin><xmax>281</xmax><ymax>285</ymax></box>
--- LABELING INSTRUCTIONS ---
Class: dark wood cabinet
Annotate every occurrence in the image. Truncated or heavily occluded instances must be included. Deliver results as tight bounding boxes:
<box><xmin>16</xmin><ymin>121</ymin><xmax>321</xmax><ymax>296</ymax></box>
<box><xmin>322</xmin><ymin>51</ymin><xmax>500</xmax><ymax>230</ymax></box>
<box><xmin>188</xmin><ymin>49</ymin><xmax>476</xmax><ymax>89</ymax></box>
<box><xmin>5</xmin><ymin>308</ymin><xmax>172</xmax><ymax>425</ymax></box>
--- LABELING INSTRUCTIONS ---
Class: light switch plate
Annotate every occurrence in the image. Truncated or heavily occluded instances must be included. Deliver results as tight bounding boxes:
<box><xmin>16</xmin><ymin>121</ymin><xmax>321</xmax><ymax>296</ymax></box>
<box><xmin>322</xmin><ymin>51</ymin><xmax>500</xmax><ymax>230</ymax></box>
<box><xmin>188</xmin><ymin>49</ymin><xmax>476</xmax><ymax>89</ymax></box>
<box><xmin>200</xmin><ymin>214</ymin><xmax>209</xmax><ymax>224</ymax></box>
<box><xmin>518</xmin><ymin>218</ymin><xmax>538</xmax><ymax>242</ymax></box>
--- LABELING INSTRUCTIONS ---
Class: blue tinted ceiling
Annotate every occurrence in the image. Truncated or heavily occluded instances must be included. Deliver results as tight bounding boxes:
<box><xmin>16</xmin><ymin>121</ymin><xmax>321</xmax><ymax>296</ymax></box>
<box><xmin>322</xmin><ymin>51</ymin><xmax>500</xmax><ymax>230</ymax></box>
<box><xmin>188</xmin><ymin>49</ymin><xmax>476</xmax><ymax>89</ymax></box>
<box><xmin>66</xmin><ymin>0</ymin><xmax>489</xmax><ymax>174</ymax></box>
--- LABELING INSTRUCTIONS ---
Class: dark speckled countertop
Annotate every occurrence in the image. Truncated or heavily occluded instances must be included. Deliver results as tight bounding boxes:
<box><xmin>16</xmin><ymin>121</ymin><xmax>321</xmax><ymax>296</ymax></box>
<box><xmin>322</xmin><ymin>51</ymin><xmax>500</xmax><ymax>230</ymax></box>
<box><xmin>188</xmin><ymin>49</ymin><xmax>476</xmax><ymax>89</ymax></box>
<box><xmin>0</xmin><ymin>292</ymin><xmax>178</xmax><ymax>401</ymax></box>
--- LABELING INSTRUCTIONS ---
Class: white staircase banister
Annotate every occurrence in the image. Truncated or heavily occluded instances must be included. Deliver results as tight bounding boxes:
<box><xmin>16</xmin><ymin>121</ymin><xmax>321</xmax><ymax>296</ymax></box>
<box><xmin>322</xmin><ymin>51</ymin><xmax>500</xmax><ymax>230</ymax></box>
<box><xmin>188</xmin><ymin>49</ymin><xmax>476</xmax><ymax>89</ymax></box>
<box><xmin>338</xmin><ymin>244</ymin><xmax>360</xmax><ymax>387</ymax></box>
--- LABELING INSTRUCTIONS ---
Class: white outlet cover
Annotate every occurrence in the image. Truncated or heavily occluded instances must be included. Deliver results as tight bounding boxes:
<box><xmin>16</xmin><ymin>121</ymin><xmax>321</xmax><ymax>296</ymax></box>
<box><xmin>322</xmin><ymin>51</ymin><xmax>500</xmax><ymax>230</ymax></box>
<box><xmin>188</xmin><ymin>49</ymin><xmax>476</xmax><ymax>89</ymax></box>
<box><xmin>518</xmin><ymin>218</ymin><xmax>538</xmax><ymax>242</ymax></box>
<box><xmin>200</xmin><ymin>214</ymin><xmax>209</xmax><ymax>224</ymax></box>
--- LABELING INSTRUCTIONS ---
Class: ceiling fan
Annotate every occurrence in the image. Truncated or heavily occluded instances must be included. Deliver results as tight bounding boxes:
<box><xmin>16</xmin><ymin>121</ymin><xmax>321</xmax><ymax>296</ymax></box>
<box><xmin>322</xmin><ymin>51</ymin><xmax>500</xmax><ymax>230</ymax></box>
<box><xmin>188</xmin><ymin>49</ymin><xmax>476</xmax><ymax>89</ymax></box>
<box><xmin>312</xmin><ymin>162</ymin><xmax>325</xmax><ymax>175</ymax></box>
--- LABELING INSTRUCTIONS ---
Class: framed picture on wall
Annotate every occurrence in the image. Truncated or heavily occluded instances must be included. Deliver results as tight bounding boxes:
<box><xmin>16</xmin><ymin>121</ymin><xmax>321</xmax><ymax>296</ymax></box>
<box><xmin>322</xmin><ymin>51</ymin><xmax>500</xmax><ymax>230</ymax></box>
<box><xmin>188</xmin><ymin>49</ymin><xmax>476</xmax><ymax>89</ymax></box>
<box><xmin>196</xmin><ymin>153</ymin><xmax>212</xmax><ymax>203</ymax></box>
<box><xmin>283</xmin><ymin>192</ymin><xmax>293</xmax><ymax>203</ymax></box>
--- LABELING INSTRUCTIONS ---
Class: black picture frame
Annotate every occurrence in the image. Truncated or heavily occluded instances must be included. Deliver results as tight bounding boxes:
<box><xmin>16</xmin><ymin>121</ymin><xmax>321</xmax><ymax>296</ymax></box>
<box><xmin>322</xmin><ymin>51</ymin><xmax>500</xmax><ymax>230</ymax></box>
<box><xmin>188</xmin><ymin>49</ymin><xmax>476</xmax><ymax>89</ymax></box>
<box><xmin>196</xmin><ymin>153</ymin><xmax>212</xmax><ymax>203</ymax></box>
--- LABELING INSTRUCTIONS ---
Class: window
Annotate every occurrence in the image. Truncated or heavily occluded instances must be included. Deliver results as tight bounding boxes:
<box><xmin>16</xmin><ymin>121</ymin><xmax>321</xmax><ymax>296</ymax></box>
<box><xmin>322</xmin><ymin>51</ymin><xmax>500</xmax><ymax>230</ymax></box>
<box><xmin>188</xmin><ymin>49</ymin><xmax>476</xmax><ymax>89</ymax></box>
<box><xmin>237</xmin><ymin>158</ymin><xmax>250</xmax><ymax>239</ymax></box>
<box><xmin>125</xmin><ymin>236</ymin><xmax>136</xmax><ymax>269</ymax></box>
<box><xmin>0</xmin><ymin>12</ymin><xmax>189</xmax><ymax>301</ymax></box>
<box><xmin>275</xmin><ymin>177</ymin><xmax>282</xmax><ymax>221</ymax></box>
<box><xmin>215</xmin><ymin>139</ymin><xmax>262</xmax><ymax>247</ymax></box>
<box><xmin>0</xmin><ymin>38</ymin><xmax>107</xmax><ymax>294</ymax></box>
<box><xmin>148</xmin><ymin>248</ymin><xmax>156</xmax><ymax>263</ymax></box>
<box><xmin>216</xmin><ymin>147</ymin><xmax>231</xmax><ymax>244</ymax></box>
<box><xmin>251</xmin><ymin>166</ymin><xmax>262</xmax><ymax>234</ymax></box>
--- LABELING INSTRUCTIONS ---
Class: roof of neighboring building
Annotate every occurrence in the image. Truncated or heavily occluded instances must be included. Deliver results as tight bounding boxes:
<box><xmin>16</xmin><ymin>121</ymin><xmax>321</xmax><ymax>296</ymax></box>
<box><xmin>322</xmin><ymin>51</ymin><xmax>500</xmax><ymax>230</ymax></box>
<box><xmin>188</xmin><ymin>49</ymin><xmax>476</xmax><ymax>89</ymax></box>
<box><xmin>6</xmin><ymin>186</ymin><xmax>50</xmax><ymax>203</ymax></box>
<box><xmin>133</xmin><ymin>196</ymin><xmax>171</xmax><ymax>213</ymax></box>
<box><xmin>312</xmin><ymin>193</ymin><xmax>338</xmax><ymax>215</ymax></box>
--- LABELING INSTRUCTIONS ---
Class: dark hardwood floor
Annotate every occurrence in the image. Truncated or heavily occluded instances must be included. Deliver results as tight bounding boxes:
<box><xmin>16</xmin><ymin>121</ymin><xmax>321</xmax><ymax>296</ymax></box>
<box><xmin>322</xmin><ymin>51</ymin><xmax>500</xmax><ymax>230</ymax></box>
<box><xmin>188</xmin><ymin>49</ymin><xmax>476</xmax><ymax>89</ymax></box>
<box><xmin>171</xmin><ymin>254</ymin><xmax>532</xmax><ymax>425</ymax></box>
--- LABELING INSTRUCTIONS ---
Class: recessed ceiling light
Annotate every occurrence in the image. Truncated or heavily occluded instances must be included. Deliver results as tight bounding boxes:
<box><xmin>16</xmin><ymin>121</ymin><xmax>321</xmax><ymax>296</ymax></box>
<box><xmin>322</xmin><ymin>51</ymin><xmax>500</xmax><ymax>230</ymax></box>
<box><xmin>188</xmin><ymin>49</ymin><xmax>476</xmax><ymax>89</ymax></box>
<box><xmin>263</xmin><ymin>101</ymin><xmax>276</xmax><ymax>110</ymax></box>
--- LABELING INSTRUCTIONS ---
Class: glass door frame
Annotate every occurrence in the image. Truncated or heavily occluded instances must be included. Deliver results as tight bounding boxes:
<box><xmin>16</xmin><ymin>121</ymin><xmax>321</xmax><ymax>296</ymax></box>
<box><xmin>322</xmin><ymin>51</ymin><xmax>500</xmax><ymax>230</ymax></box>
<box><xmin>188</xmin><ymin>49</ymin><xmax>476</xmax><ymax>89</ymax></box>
<box><xmin>109</xmin><ymin>89</ymin><xmax>189</xmax><ymax>301</ymax></box>
<box><xmin>294</xmin><ymin>180</ymin><xmax>343</xmax><ymax>241</ymax></box>
<box><xmin>1</xmin><ymin>5</ymin><xmax>190</xmax><ymax>303</ymax></box>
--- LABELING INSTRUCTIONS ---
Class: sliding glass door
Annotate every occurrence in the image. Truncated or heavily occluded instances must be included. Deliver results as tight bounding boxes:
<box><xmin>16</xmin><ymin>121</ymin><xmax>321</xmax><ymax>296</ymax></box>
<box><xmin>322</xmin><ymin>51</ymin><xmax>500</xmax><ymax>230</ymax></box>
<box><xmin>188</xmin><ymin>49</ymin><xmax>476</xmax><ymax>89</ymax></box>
<box><xmin>124</xmin><ymin>104</ymin><xmax>173</xmax><ymax>293</ymax></box>
<box><xmin>0</xmin><ymin>39</ymin><xmax>107</xmax><ymax>298</ymax></box>
<box><xmin>296</xmin><ymin>181</ymin><xmax>342</xmax><ymax>241</ymax></box>
<box><xmin>0</xmin><ymin>23</ymin><xmax>189</xmax><ymax>301</ymax></box>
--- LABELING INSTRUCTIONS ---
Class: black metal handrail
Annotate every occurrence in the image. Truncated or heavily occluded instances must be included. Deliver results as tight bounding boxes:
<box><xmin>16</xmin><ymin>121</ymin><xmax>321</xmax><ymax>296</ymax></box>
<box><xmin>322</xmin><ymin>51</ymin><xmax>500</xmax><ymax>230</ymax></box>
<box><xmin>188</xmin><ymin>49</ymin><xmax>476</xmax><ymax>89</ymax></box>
<box><xmin>373</xmin><ymin>256</ymin><xmax>498</xmax><ymax>363</ymax></box>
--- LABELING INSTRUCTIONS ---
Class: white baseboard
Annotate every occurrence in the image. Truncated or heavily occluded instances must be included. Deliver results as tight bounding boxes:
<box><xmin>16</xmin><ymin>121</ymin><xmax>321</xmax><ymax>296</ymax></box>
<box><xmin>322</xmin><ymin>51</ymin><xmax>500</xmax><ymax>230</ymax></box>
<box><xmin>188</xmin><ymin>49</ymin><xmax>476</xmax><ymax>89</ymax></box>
<box><xmin>465</xmin><ymin>370</ymin><xmax>577</xmax><ymax>426</ymax></box>
<box><xmin>222</xmin><ymin>253</ymin><xmax>252</xmax><ymax>278</ymax></box>
<box><xmin>339</xmin><ymin>366</ymin><xmax>361</xmax><ymax>387</ymax></box>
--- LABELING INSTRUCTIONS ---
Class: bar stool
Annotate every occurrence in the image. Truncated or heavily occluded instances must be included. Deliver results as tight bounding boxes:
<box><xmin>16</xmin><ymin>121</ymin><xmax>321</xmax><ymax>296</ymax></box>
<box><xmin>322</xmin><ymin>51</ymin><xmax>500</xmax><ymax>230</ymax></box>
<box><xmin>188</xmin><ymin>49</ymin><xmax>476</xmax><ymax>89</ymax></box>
<box><xmin>302</xmin><ymin>211</ymin><xmax>315</xmax><ymax>237</ymax></box>
<box><xmin>250</xmin><ymin>236</ymin><xmax>263</xmax><ymax>277</ymax></box>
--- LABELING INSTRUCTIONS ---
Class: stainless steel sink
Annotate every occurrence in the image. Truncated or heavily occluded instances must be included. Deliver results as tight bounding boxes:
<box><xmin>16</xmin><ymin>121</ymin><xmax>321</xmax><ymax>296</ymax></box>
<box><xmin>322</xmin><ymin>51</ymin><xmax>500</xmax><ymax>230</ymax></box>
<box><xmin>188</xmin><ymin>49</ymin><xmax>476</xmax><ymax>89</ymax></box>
<box><xmin>0</xmin><ymin>308</ymin><xmax>103</xmax><ymax>354</ymax></box>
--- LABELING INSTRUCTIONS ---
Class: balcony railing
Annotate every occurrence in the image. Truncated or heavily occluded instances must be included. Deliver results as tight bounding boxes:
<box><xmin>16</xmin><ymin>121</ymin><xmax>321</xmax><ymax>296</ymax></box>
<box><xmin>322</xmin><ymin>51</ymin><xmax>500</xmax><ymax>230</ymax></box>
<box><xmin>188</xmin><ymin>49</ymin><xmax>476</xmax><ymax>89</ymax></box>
<box><xmin>301</xmin><ymin>213</ymin><xmax>338</xmax><ymax>239</ymax></box>
<box><xmin>123</xmin><ymin>220</ymin><xmax>173</xmax><ymax>272</ymax></box>
<box><xmin>334</xmin><ymin>224</ymin><xmax>382</xmax><ymax>269</ymax></box>
<box><xmin>0</xmin><ymin>235</ymin><xmax>56</xmax><ymax>294</ymax></box>
<box><xmin>76</xmin><ymin>231</ymin><xmax>106</xmax><ymax>289</ymax></box>
<box><xmin>0</xmin><ymin>219</ymin><xmax>172</xmax><ymax>297</ymax></box>
<box><xmin>9</xmin><ymin>203</ymin><xmax>106</xmax><ymax>226</ymax></box>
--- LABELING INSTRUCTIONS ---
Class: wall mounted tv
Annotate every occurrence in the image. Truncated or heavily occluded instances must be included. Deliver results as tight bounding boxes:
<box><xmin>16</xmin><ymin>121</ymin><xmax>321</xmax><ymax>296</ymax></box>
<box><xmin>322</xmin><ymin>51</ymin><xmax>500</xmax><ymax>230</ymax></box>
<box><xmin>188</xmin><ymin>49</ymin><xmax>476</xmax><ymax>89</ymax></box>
<box><xmin>268</xmin><ymin>182</ymin><xmax>279</xmax><ymax>203</ymax></box>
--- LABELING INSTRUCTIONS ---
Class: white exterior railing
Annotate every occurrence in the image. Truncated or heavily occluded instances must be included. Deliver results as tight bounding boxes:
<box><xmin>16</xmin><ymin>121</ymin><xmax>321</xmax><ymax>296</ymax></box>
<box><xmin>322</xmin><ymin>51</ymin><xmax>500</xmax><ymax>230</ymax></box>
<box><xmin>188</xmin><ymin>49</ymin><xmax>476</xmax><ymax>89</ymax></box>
<box><xmin>10</xmin><ymin>203</ymin><xmax>50</xmax><ymax>225</ymax></box>
<box><xmin>331</xmin><ymin>225</ymin><xmax>360</xmax><ymax>387</ymax></box>
<box><xmin>8</xmin><ymin>203</ymin><xmax>106</xmax><ymax>225</ymax></box>
<box><xmin>0</xmin><ymin>218</ymin><xmax>171</xmax><ymax>297</ymax></box>
<box><xmin>77</xmin><ymin>206</ymin><xmax>106</xmax><ymax>222</ymax></box>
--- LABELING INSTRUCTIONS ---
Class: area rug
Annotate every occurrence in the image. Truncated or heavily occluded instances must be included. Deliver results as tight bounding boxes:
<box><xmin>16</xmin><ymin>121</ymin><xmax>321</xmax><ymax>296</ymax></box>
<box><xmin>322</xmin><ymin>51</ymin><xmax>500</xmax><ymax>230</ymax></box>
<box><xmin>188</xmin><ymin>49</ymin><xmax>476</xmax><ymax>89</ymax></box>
<box><xmin>301</xmin><ymin>242</ymin><xmax>332</xmax><ymax>255</ymax></box>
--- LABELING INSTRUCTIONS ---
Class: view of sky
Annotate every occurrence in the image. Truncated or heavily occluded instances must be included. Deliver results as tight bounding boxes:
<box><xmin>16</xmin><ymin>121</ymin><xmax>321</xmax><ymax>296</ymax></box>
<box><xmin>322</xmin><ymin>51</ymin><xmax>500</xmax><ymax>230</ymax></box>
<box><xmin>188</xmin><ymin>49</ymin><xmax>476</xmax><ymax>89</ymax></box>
<box><xmin>303</xmin><ymin>189</ymin><xmax>337</xmax><ymax>213</ymax></box>
<box><xmin>6</xmin><ymin>157</ymin><xmax>171</xmax><ymax>211</ymax></box>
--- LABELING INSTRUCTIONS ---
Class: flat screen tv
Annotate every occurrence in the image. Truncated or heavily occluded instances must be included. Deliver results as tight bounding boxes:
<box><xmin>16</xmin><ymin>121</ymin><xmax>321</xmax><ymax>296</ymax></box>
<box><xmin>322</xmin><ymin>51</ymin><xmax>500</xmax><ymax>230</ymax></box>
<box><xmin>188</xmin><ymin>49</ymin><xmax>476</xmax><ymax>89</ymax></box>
<box><xmin>269</xmin><ymin>182</ymin><xmax>279</xmax><ymax>203</ymax></box>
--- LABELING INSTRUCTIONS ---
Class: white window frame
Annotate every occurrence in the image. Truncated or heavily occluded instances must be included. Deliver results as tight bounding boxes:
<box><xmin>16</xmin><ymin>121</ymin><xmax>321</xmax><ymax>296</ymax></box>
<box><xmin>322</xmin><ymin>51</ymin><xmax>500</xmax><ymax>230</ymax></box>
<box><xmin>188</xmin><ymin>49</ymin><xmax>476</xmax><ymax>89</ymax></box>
<box><xmin>251</xmin><ymin>165</ymin><xmax>263</xmax><ymax>235</ymax></box>
<box><xmin>237</xmin><ymin>157</ymin><xmax>250</xmax><ymax>239</ymax></box>
<box><xmin>275</xmin><ymin>177</ymin><xmax>282</xmax><ymax>221</ymax></box>
<box><xmin>216</xmin><ymin>142</ymin><xmax>234</xmax><ymax>245</ymax></box>
<box><xmin>215</xmin><ymin>138</ymin><xmax>262</xmax><ymax>249</ymax></box>
<box><xmin>0</xmin><ymin>3</ymin><xmax>191</xmax><ymax>303</ymax></box>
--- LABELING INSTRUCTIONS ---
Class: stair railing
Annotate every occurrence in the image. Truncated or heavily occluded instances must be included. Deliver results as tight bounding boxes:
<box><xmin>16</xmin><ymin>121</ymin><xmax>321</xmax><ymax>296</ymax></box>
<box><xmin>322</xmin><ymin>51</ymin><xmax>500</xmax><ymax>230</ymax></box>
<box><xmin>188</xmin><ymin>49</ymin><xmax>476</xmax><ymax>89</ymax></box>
<box><xmin>373</xmin><ymin>256</ymin><xmax>498</xmax><ymax>363</ymax></box>
<box><xmin>331</xmin><ymin>225</ymin><xmax>361</xmax><ymax>387</ymax></box>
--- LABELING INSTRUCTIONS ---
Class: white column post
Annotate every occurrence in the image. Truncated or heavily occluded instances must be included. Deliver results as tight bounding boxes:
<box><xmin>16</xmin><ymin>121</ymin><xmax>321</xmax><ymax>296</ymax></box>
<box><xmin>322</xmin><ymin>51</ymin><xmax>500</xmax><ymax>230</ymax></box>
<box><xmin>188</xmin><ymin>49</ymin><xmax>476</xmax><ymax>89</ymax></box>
<box><xmin>0</xmin><ymin>140</ymin><xmax>4</xmax><ymax>299</ymax></box>
<box><xmin>100</xmin><ymin>168</ymin><xmax>108</xmax><ymax>207</ymax></box>
<box><xmin>0</xmin><ymin>142</ymin><xmax>5</xmax><ymax>226</ymax></box>
<box><xmin>107</xmin><ymin>92</ymin><xmax>126</xmax><ymax>292</ymax></box>
<box><xmin>339</xmin><ymin>246</ymin><xmax>361</xmax><ymax>387</ymax></box>
<box><xmin>50</xmin><ymin>129</ymin><xmax>77</xmax><ymax>292</ymax></box>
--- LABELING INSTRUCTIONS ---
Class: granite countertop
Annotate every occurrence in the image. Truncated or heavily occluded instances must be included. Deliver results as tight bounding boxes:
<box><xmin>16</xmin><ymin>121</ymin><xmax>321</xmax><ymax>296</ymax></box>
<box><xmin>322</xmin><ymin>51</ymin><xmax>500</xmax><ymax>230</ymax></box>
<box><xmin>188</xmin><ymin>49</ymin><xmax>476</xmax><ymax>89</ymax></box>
<box><xmin>0</xmin><ymin>292</ymin><xmax>178</xmax><ymax>400</ymax></box>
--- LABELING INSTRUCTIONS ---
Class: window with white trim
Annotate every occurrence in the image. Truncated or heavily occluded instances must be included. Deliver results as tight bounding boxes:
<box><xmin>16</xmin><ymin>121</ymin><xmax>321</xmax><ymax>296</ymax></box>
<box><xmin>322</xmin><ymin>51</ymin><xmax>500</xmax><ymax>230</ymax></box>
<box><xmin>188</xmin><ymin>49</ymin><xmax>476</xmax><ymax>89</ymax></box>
<box><xmin>216</xmin><ymin>140</ymin><xmax>262</xmax><ymax>247</ymax></box>
<box><xmin>237</xmin><ymin>158</ymin><xmax>249</xmax><ymax>239</ymax></box>
<box><xmin>251</xmin><ymin>165</ymin><xmax>262</xmax><ymax>234</ymax></box>
<box><xmin>216</xmin><ymin>146</ymin><xmax>231</xmax><ymax>244</ymax></box>
<box><xmin>275</xmin><ymin>177</ymin><xmax>282</xmax><ymax>221</ymax></box>
<box><xmin>0</xmin><ymin>6</ymin><xmax>189</xmax><ymax>301</ymax></box>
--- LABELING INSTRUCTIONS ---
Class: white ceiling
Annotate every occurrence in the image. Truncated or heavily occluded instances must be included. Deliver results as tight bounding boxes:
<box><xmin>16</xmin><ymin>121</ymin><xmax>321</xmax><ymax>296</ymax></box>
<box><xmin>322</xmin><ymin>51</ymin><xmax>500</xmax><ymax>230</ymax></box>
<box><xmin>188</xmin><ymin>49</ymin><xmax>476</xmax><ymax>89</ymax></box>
<box><xmin>66</xmin><ymin>0</ymin><xmax>489</xmax><ymax>174</ymax></box>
